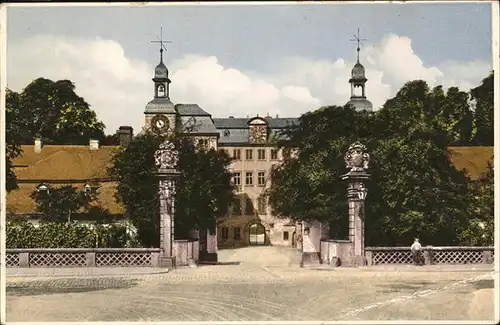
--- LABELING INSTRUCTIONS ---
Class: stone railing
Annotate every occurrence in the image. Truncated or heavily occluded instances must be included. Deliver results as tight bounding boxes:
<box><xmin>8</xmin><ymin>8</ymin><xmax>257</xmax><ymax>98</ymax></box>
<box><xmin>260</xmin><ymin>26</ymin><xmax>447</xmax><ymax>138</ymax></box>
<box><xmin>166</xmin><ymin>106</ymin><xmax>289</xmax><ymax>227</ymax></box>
<box><xmin>6</xmin><ymin>248</ymin><xmax>162</xmax><ymax>268</ymax></box>
<box><xmin>365</xmin><ymin>246</ymin><xmax>495</xmax><ymax>266</ymax></box>
<box><xmin>6</xmin><ymin>239</ymin><xmax>200</xmax><ymax>268</ymax></box>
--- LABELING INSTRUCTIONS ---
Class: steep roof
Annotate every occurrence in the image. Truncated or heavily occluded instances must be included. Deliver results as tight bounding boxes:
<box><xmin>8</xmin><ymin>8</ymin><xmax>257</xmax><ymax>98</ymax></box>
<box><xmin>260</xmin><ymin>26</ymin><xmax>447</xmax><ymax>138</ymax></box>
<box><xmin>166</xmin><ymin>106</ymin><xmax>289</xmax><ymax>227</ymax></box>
<box><xmin>175</xmin><ymin>104</ymin><xmax>219</xmax><ymax>135</ymax></box>
<box><xmin>7</xmin><ymin>182</ymin><xmax>125</xmax><ymax>215</ymax></box>
<box><xmin>212</xmin><ymin>117</ymin><xmax>299</xmax><ymax>129</ymax></box>
<box><xmin>13</xmin><ymin>145</ymin><xmax>119</xmax><ymax>180</ymax></box>
<box><xmin>8</xmin><ymin>145</ymin><xmax>125</xmax><ymax>215</ymax></box>
<box><xmin>213</xmin><ymin>117</ymin><xmax>298</xmax><ymax>145</ymax></box>
<box><xmin>176</xmin><ymin>103</ymin><xmax>211</xmax><ymax>116</ymax></box>
<box><xmin>448</xmin><ymin>146</ymin><xmax>493</xmax><ymax>179</ymax></box>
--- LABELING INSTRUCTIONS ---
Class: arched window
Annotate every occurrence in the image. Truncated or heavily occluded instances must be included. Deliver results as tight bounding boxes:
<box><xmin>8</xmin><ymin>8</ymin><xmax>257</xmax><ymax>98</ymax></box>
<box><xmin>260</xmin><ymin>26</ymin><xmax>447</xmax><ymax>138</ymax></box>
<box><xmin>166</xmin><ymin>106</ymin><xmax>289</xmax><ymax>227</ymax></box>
<box><xmin>157</xmin><ymin>84</ymin><xmax>166</xmax><ymax>97</ymax></box>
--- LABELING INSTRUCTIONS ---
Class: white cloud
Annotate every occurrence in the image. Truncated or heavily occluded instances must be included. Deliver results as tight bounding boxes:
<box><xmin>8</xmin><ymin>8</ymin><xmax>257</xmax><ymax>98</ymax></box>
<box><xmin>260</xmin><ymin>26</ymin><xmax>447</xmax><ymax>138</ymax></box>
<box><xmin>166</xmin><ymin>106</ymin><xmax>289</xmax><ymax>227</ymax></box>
<box><xmin>7</xmin><ymin>34</ymin><xmax>492</xmax><ymax>135</ymax></box>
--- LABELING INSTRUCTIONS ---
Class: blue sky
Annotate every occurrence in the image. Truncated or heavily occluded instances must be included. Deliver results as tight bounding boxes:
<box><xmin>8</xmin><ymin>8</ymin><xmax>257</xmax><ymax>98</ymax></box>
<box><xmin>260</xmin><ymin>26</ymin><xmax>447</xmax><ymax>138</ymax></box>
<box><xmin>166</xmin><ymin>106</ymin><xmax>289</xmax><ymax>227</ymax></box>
<box><xmin>7</xmin><ymin>3</ymin><xmax>493</xmax><ymax>134</ymax></box>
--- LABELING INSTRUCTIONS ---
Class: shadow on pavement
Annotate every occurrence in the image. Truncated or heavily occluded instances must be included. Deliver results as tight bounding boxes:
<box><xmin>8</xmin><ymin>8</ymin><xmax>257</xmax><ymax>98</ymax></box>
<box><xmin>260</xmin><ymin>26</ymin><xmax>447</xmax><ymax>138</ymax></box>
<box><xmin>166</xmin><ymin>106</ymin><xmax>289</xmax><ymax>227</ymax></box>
<box><xmin>198</xmin><ymin>261</ymin><xmax>241</xmax><ymax>266</ymax></box>
<box><xmin>375</xmin><ymin>280</ymin><xmax>436</xmax><ymax>293</ymax></box>
<box><xmin>7</xmin><ymin>277</ymin><xmax>138</xmax><ymax>296</ymax></box>
<box><xmin>473</xmin><ymin>279</ymin><xmax>493</xmax><ymax>290</ymax></box>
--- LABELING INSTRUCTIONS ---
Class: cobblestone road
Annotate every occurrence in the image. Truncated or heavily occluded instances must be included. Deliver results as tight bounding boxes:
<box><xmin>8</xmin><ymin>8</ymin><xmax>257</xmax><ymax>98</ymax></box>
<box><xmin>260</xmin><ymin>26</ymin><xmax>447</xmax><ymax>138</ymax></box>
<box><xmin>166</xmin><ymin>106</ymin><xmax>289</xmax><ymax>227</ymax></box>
<box><xmin>6</xmin><ymin>247</ymin><xmax>497</xmax><ymax>322</ymax></box>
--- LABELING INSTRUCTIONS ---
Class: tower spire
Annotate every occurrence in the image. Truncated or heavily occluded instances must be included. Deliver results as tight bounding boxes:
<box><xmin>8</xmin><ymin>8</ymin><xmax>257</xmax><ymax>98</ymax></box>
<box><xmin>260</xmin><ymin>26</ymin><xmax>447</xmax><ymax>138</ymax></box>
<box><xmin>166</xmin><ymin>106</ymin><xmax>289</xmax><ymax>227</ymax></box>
<box><xmin>150</xmin><ymin>27</ymin><xmax>173</xmax><ymax>99</ymax></box>
<box><xmin>347</xmin><ymin>28</ymin><xmax>372</xmax><ymax>112</ymax></box>
<box><xmin>350</xmin><ymin>28</ymin><xmax>366</xmax><ymax>63</ymax></box>
<box><xmin>151</xmin><ymin>26</ymin><xmax>171</xmax><ymax>63</ymax></box>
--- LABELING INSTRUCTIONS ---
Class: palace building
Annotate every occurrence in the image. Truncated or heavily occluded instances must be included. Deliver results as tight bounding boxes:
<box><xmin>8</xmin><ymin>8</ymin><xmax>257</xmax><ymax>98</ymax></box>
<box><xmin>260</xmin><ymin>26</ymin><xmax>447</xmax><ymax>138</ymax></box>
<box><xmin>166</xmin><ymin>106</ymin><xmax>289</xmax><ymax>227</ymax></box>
<box><xmin>6</xmin><ymin>40</ymin><xmax>493</xmax><ymax>252</ymax></box>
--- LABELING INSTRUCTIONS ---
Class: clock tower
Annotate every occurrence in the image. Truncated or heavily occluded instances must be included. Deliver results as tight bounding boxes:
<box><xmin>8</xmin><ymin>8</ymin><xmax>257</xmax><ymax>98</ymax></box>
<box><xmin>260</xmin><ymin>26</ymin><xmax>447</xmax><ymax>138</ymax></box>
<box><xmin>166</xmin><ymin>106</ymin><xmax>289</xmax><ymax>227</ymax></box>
<box><xmin>144</xmin><ymin>32</ymin><xmax>177</xmax><ymax>134</ymax></box>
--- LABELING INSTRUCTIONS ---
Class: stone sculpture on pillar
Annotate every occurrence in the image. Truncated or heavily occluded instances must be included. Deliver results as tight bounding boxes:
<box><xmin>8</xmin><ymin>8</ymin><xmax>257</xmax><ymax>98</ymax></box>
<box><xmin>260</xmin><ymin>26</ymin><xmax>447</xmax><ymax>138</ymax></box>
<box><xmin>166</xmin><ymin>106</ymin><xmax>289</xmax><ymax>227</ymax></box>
<box><xmin>341</xmin><ymin>141</ymin><xmax>370</xmax><ymax>267</ymax></box>
<box><xmin>154</xmin><ymin>139</ymin><xmax>181</xmax><ymax>268</ymax></box>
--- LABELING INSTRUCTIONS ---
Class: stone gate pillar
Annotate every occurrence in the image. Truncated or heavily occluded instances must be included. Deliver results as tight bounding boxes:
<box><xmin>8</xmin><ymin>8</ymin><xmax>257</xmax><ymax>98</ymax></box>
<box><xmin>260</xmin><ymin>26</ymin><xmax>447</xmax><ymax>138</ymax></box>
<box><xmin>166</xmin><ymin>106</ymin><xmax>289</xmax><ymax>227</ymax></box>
<box><xmin>341</xmin><ymin>142</ymin><xmax>370</xmax><ymax>267</ymax></box>
<box><xmin>155</xmin><ymin>140</ymin><xmax>181</xmax><ymax>268</ymax></box>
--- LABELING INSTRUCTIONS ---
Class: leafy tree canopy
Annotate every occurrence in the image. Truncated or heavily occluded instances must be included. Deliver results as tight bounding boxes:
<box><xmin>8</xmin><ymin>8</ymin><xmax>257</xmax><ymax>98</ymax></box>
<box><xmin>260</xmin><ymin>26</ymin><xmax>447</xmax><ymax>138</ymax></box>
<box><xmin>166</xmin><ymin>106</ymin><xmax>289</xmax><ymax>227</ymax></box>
<box><xmin>470</xmin><ymin>71</ymin><xmax>494</xmax><ymax>146</ymax></box>
<box><xmin>6</xmin><ymin>78</ymin><xmax>106</xmax><ymax>145</ymax></box>
<box><xmin>30</xmin><ymin>185</ymin><xmax>97</xmax><ymax>222</ymax></box>
<box><xmin>5</xmin><ymin>89</ymin><xmax>24</xmax><ymax>192</ymax></box>
<box><xmin>109</xmin><ymin>131</ymin><xmax>234</xmax><ymax>247</ymax></box>
<box><xmin>266</xmin><ymin>77</ymin><xmax>493</xmax><ymax>247</ymax></box>
<box><xmin>5</xmin><ymin>78</ymin><xmax>108</xmax><ymax>193</ymax></box>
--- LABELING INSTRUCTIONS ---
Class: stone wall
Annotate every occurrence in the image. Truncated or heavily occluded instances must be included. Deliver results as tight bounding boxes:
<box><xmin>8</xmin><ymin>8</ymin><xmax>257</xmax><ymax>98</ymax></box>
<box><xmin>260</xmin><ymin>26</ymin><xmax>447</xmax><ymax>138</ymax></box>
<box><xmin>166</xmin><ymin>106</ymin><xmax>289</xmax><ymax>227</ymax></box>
<box><xmin>173</xmin><ymin>240</ymin><xmax>199</xmax><ymax>266</ymax></box>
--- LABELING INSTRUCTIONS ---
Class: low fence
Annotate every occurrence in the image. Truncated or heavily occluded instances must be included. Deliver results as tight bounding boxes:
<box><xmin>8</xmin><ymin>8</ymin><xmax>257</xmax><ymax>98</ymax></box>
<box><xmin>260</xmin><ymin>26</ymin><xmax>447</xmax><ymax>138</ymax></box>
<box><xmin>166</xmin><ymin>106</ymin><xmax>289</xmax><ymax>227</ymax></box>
<box><xmin>365</xmin><ymin>246</ymin><xmax>495</xmax><ymax>266</ymax></box>
<box><xmin>6</xmin><ymin>248</ymin><xmax>161</xmax><ymax>268</ymax></box>
<box><xmin>6</xmin><ymin>239</ymin><xmax>200</xmax><ymax>268</ymax></box>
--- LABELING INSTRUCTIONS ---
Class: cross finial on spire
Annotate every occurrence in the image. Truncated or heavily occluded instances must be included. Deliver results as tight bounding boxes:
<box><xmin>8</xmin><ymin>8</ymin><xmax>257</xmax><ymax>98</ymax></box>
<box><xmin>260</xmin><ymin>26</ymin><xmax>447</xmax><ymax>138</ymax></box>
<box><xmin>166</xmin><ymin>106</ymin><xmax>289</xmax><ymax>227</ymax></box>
<box><xmin>350</xmin><ymin>28</ymin><xmax>366</xmax><ymax>63</ymax></box>
<box><xmin>151</xmin><ymin>26</ymin><xmax>172</xmax><ymax>63</ymax></box>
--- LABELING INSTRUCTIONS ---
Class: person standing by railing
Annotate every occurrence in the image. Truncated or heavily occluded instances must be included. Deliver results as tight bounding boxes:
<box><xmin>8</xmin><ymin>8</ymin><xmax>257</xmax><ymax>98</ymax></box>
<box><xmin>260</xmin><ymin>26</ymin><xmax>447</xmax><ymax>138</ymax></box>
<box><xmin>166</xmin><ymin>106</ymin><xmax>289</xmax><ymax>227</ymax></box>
<box><xmin>410</xmin><ymin>238</ymin><xmax>422</xmax><ymax>265</ymax></box>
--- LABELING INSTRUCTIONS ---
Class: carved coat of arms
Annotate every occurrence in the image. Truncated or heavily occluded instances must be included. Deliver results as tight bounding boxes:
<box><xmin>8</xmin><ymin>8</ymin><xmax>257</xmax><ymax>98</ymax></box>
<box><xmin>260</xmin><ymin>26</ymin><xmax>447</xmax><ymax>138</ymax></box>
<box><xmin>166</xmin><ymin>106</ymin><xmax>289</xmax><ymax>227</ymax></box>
<box><xmin>345</xmin><ymin>141</ymin><xmax>369</xmax><ymax>172</ymax></box>
<box><xmin>154</xmin><ymin>140</ymin><xmax>179</xmax><ymax>170</ymax></box>
<box><xmin>250</xmin><ymin>126</ymin><xmax>267</xmax><ymax>144</ymax></box>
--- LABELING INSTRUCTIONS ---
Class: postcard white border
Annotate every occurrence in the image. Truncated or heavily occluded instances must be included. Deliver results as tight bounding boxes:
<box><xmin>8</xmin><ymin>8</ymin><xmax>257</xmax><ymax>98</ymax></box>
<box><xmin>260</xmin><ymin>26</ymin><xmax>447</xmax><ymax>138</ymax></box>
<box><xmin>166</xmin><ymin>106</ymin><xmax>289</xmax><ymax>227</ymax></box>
<box><xmin>0</xmin><ymin>1</ymin><xmax>498</xmax><ymax>325</ymax></box>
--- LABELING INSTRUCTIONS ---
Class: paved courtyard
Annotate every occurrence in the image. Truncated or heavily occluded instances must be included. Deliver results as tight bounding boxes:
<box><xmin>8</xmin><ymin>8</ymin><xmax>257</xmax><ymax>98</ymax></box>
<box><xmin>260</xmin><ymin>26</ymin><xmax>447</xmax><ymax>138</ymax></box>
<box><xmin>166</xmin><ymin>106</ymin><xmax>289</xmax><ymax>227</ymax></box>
<box><xmin>6</xmin><ymin>246</ymin><xmax>497</xmax><ymax>322</ymax></box>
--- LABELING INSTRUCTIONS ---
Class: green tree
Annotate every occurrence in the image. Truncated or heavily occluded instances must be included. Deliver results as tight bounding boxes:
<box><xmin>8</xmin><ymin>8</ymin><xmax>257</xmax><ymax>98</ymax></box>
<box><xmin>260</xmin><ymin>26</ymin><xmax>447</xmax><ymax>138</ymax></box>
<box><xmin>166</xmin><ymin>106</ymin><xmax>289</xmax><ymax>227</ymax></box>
<box><xmin>266</xmin><ymin>85</ymin><xmax>475</xmax><ymax>246</ymax></box>
<box><xmin>6</xmin><ymin>78</ymin><xmax>106</xmax><ymax>144</ymax></box>
<box><xmin>471</xmin><ymin>71</ymin><xmax>494</xmax><ymax>146</ymax></box>
<box><xmin>30</xmin><ymin>185</ymin><xmax>96</xmax><ymax>222</ymax></box>
<box><xmin>461</xmin><ymin>163</ymin><xmax>494</xmax><ymax>246</ymax></box>
<box><xmin>5</xmin><ymin>89</ymin><xmax>24</xmax><ymax>192</ymax></box>
<box><xmin>109</xmin><ymin>131</ymin><xmax>234</xmax><ymax>247</ymax></box>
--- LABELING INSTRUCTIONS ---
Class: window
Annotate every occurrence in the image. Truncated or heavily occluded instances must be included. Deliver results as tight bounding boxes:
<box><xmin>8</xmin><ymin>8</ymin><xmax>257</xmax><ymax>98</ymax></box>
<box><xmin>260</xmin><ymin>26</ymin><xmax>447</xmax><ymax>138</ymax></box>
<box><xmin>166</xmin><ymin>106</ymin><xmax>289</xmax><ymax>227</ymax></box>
<box><xmin>270</xmin><ymin>149</ymin><xmax>278</xmax><ymax>160</ymax></box>
<box><xmin>245</xmin><ymin>149</ymin><xmax>253</xmax><ymax>160</ymax></box>
<box><xmin>245</xmin><ymin>197</ymin><xmax>254</xmax><ymax>214</ymax></box>
<box><xmin>221</xmin><ymin>227</ymin><xmax>229</xmax><ymax>240</ymax></box>
<box><xmin>257</xmin><ymin>149</ymin><xmax>266</xmax><ymax>160</ymax></box>
<box><xmin>257</xmin><ymin>196</ymin><xmax>267</xmax><ymax>214</ymax></box>
<box><xmin>199</xmin><ymin>138</ymin><xmax>209</xmax><ymax>149</ymax></box>
<box><xmin>234</xmin><ymin>227</ymin><xmax>241</xmax><ymax>240</ymax></box>
<box><xmin>232</xmin><ymin>172</ymin><xmax>241</xmax><ymax>187</ymax></box>
<box><xmin>232</xmin><ymin>198</ymin><xmax>242</xmax><ymax>214</ymax></box>
<box><xmin>157</xmin><ymin>84</ymin><xmax>166</xmax><ymax>96</ymax></box>
<box><xmin>245</xmin><ymin>172</ymin><xmax>253</xmax><ymax>186</ymax></box>
<box><xmin>257</xmin><ymin>171</ymin><xmax>266</xmax><ymax>186</ymax></box>
<box><xmin>283</xmin><ymin>231</ymin><xmax>289</xmax><ymax>241</ymax></box>
<box><xmin>283</xmin><ymin>148</ymin><xmax>291</xmax><ymax>160</ymax></box>
<box><xmin>233</xmin><ymin>149</ymin><xmax>241</xmax><ymax>160</ymax></box>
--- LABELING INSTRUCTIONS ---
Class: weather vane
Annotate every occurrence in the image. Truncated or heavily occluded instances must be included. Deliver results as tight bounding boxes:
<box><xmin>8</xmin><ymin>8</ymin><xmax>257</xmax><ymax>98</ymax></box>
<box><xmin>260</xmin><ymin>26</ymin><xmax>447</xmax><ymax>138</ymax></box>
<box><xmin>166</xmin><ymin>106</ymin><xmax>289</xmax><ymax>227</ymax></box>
<box><xmin>349</xmin><ymin>28</ymin><xmax>366</xmax><ymax>62</ymax></box>
<box><xmin>151</xmin><ymin>26</ymin><xmax>172</xmax><ymax>62</ymax></box>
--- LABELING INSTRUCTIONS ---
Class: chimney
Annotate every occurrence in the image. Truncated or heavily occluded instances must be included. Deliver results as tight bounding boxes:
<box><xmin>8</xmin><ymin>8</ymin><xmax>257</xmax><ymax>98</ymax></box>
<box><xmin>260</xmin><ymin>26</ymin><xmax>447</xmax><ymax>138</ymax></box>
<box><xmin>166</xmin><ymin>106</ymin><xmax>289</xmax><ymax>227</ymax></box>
<box><xmin>228</xmin><ymin>116</ymin><xmax>234</xmax><ymax>118</ymax></box>
<box><xmin>89</xmin><ymin>139</ymin><xmax>100</xmax><ymax>151</ymax></box>
<box><xmin>34</xmin><ymin>138</ymin><xmax>43</xmax><ymax>153</ymax></box>
<box><xmin>117</xmin><ymin>126</ymin><xmax>133</xmax><ymax>147</ymax></box>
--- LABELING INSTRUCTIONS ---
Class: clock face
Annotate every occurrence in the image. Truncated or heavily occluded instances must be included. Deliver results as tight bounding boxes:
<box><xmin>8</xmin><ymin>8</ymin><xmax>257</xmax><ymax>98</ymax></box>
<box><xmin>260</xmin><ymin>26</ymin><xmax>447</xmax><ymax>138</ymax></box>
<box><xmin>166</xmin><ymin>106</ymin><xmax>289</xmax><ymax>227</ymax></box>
<box><xmin>151</xmin><ymin>114</ymin><xmax>169</xmax><ymax>133</ymax></box>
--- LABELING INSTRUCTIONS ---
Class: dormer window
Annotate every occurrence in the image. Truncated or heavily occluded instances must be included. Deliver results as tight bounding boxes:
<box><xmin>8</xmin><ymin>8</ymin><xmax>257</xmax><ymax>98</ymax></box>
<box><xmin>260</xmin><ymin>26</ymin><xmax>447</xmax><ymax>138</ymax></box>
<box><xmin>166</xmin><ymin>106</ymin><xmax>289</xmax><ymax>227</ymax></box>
<box><xmin>36</xmin><ymin>183</ymin><xmax>50</xmax><ymax>194</ymax></box>
<box><xmin>224</xmin><ymin>129</ymin><xmax>230</xmax><ymax>137</ymax></box>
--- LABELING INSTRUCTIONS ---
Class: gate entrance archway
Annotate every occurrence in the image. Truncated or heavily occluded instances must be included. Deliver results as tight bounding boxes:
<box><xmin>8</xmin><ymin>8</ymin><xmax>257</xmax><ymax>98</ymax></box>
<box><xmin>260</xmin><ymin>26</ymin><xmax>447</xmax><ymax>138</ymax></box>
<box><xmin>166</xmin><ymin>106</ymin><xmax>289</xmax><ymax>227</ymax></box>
<box><xmin>248</xmin><ymin>222</ymin><xmax>266</xmax><ymax>246</ymax></box>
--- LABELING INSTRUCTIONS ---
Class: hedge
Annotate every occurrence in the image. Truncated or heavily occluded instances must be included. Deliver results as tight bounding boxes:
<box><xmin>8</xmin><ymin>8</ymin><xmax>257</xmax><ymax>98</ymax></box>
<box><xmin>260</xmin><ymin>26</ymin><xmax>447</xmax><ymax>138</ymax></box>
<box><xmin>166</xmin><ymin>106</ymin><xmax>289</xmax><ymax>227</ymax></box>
<box><xmin>6</xmin><ymin>220</ymin><xmax>141</xmax><ymax>248</ymax></box>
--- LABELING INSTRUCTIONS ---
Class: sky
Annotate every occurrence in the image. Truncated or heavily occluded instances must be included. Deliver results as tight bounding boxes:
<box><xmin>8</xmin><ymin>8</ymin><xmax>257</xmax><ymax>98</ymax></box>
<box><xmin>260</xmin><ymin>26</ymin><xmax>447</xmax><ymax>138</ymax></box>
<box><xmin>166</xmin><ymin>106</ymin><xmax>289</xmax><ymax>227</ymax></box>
<box><xmin>6</xmin><ymin>3</ymin><xmax>493</xmax><ymax>135</ymax></box>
